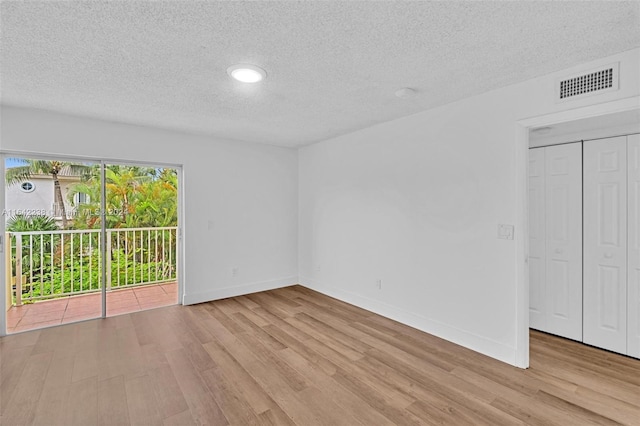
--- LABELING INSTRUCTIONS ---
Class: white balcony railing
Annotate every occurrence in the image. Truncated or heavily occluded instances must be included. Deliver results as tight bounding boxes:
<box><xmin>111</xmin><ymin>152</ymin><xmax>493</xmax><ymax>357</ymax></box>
<box><xmin>5</xmin><ymin>227</ymin><xmax>177</xmax><ymax>306</ymax></box>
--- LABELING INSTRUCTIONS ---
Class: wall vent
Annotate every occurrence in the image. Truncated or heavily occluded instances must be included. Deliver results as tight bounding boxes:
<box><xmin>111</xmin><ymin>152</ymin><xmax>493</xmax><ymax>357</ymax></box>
<box><xmin>556</xmin><ymin>63</ymin><xmax>619</xmax><ymax>102</ymax></box>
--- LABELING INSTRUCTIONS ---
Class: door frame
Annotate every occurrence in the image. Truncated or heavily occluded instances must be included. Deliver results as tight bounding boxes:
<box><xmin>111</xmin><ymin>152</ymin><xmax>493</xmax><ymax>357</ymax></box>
<box><xmin>514</xmin><ymin>96</ymin><xmax>640</xmax><ymax>368</ymax></box>
<box><xmin>0</xmin><ymin>151</ymin><xmax>185</xmax><ymax>336</ymax></box>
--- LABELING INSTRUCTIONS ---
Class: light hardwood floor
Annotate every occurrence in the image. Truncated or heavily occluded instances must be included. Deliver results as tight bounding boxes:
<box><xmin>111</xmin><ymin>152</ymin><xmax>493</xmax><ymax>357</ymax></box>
<box><xmin>1</xmin><ymin>285</ymin><xmax>639</xmax><ymax>425</ymax></box>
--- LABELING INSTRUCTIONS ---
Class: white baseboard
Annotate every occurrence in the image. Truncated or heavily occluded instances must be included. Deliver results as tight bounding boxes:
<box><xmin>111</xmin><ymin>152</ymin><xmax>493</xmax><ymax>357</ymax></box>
<box><xmin>182</xmin><ymin>276</ymin><xmax>298</xmax><ymax>305</ymax></box>
<box><xmin>299</xmin><ymin>276</ymin><xmax>518</xmax><ymax>367</ymax></box>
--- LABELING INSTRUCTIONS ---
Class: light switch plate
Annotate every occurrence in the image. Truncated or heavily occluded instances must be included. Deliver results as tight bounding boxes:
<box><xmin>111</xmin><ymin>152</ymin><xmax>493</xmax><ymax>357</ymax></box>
<box><xmin>498</xmin><ymin>224</ymin><xmax>515</xmax><ymax>240</ymax></box>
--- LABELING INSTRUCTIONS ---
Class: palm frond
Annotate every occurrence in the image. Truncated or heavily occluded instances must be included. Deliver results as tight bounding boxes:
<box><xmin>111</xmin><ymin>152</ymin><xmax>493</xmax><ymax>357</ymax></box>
<box><xmin>6</xmin><ymin>165</ymin><xmax>35</xmax><ymax>186</ymax></box>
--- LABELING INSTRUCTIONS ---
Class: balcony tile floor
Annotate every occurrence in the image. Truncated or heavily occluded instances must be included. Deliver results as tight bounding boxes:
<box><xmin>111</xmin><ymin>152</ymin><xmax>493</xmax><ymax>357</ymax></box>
<box><xmin>6</xmin><ymin>282</ymin><xmax>177</xmax><ymax>334</ymax></box>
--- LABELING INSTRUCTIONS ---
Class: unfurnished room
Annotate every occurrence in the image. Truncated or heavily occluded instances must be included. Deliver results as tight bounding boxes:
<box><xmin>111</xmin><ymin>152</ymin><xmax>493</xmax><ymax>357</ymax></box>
<box><xmin>1</xmin><ymin>1</ymin><xmax>640</xmax><ymax>425</ymax></box>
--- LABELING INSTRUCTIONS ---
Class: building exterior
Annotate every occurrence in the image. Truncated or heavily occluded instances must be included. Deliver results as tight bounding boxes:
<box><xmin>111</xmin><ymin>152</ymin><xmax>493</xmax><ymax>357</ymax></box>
<box><xmin>3</xmin><ymin>171</ymin><xmax>82</xmax><ymax>225</ymax></box>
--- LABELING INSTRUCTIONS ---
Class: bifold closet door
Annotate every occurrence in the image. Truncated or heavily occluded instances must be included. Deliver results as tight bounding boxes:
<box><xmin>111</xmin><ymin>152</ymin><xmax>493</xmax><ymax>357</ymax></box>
<box><xmin>544</xmin><ymin>143</ymin><xmax>583</xmax><ymax>340</ymax></box>
<box><xmin>529</xmin><ymin>148</ymin><xmax>547</xmax><ymax>331</ymax></box>
<box><xmin>628</xmin><ymin>134</ymin><xmax>640</xmax><ymax>358</ymax></box>
<box><xmin>583</xmin><ymin>136</ymin><xmax>628</xmax><ymax>354</ymax></box>
<box><xmin>529</xmin><ymin>143</ymin><xmax>582</xmax><ymax>340</ymax></box>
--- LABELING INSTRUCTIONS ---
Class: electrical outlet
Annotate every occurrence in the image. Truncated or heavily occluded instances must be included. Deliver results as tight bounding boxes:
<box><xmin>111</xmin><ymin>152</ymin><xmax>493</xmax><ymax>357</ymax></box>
<box><xmin>231</xmin><ymin>267</ymin><xmax>239</xmax><ymax>277</ymax></box>
<box><xmin>315</xmin><ymin>264</ymin><xmax>321</xmax><ymax>273</ymax></box>
<box><xmin>376</xmin><ymin>279</ymin><xmax>382</xmax><ymax>290</ymax></box>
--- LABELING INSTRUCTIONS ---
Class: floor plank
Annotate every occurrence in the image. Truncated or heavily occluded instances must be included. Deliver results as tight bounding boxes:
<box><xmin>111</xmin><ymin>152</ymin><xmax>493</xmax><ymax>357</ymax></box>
<box><xmin>98</xmin><ymin>375</ymin><xmax>131</xmax><ymax>426</ymax></box>
<box><xmin>165</xmin><ymin>348</ymin><xmax>229</xmax><ymax>425</ymax></box>
<box><xmin>125</xmin><ymin>375</ymin><xmax>163</xmax><ymax>426</ymax></box>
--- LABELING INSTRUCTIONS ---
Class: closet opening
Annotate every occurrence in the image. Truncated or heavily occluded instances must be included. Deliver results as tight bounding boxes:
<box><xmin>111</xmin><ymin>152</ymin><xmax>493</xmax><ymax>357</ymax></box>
<box><xmin>526</xmin><ymin>108</ymin><xmax>640</xmax><ymax>361</ymax></box>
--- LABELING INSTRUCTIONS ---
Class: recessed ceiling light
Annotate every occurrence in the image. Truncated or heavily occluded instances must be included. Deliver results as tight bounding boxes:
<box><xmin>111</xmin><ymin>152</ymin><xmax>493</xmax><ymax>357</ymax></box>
<box><xmin>227</xmin><ymin>64</ymin><xmax>267</xmax><ymax>83</ymax></box>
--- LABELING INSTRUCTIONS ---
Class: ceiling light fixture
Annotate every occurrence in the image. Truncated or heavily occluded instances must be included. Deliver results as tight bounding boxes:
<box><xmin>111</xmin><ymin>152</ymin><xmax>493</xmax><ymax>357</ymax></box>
<box><xmin>227</xmin><ymin>64</ymin><xmax>267</xmax><ymax>83</ymax></box>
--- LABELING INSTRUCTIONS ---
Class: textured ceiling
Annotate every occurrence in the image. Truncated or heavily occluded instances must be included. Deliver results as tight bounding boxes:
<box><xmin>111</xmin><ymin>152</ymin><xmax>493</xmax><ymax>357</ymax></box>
<box><xmin>1</xmin><ymin>1</ymin><xmax>639</xmax><ymax>148</ymax></box>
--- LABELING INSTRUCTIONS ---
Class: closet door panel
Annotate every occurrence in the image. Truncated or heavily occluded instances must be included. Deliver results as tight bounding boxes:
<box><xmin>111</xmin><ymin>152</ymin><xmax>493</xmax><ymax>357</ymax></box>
<box><xmin>529</xmin><ymin>147</ymin><xmax>546</xmax><ymax>331</ymax></box>
<box><xmin>545</xmin><ymin>143</ymin><xmax>582</xmax><ymax>340</ymax></box>
<box><xmin>584</xmin><ymin>136</ymin><xmax>628</xmax><ymax>354</ymax></box>
<box><xmin>628</xmin><ymin>134</ymin><xmax>640</xmax><ymax>358</ymax></box>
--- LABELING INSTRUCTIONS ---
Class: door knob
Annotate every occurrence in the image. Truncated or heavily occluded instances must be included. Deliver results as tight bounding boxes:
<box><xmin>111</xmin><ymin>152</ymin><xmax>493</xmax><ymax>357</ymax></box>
<box><xmin>604</xmin><ymin>253</ymin><xmax>613</xmax><ymax>259</ymax></box>
<box><xmin>554</xmin><ymin>248</ymin><xmax>563</xmax><ymax>254</ymax></box>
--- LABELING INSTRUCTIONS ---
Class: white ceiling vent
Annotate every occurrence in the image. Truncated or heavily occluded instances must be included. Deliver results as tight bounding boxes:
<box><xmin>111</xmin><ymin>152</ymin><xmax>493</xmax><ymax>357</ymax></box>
<box><xmin>556</xmin><ymin>63</ymin><xmax>619</xmax><ymax>102</ymax></box>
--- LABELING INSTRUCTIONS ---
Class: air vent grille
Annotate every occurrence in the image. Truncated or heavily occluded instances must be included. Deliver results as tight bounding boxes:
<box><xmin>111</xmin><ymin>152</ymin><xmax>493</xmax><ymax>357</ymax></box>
<box><xmin>557</xmin><ymin>64</ymin><xmax>618</xmax><ymax>101</ymax></box>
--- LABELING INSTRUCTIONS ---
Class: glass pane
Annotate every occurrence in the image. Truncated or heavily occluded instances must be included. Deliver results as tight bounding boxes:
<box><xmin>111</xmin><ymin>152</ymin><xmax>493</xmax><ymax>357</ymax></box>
<box><xmin>4</xmin><ymin>157</ymin><xmax>102</xmax><ymax>333</ymax></box>
<box><xmin>103</xmin><ymin>163</ymin><xmax>179</xmax><ymax>317</ymax></box>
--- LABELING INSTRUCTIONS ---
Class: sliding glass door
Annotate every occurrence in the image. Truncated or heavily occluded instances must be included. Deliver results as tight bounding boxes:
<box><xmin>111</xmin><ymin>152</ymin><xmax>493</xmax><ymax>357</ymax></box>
<box><xmin>4</xmin><ymin>156</ymin><xmax>179</xmax><ymax>333</ymax></box>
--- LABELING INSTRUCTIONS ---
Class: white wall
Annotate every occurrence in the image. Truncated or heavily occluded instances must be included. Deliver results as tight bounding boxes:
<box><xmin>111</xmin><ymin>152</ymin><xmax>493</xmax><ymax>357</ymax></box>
<box><xmin>298</xmin><ymin>48</ymin><xmax>640</xmax><ymax>365</ymax></box>
<box><xmin>0</xmin><ymin>106</ymin><xmax>299</xmax><ymax>309</ymax></box>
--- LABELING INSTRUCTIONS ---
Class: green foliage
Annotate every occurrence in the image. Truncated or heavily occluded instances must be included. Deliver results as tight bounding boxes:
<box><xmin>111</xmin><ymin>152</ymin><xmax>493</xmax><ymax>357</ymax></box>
<box><xmin>7</xmin><ymin>215</ymin><xmax>59</xmax><ymax>282</ymax></box>
<box><xmin>26</xmin><ymin>248</ymin><xmax>174</xmax><ymax>298</ymax></box>
<box><xmin>7</xmin><ymin>214</ymin><xmax>59</xmax><ymax>232</ymax></box>
<box><xmin>5</xmin><ymin>159</ymin><xmax>91</xmax><ymax>186</ymax></box>
<box><xmin>68</xmin><ymin>165</ymin><xmax>178</xmax><ymax>229</ymax></box>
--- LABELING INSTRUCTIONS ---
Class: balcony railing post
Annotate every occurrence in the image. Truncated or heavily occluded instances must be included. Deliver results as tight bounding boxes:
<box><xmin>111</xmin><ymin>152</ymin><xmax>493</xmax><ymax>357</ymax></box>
<box><xmin>5</xmin><ymin>233</ymin><xmax>12</xmax><ymax>310</ymax></box>
<box><xmin>106</xmin><ymin>230</ymin><xmax>112</xmax><ymax>290</ymax></box>
<box><xmin>15</xmin><ymin>236</ymin><xmax>22</xmax><ymax>307</ymax></box>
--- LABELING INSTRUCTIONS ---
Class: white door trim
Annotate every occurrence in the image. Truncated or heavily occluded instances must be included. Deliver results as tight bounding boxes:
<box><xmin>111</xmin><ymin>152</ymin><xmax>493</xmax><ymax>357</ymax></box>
<box><xmin>514</xmin><ymin>96</ymin><xmax>640</xmax><ymax>368</ymax></box>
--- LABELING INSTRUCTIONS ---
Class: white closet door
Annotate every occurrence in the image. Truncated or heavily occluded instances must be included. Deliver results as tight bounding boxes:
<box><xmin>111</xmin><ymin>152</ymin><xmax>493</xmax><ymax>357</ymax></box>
<box><xmin>628</xmin><ymin>134</ymin><xmax>640</xmax><ymax>358</ymax></box>
<box><xmin>529</xmin><ymin>148</ymin><xmax>546</xmax><ymax>331</ymax></box>
<box><xmin>544</xmin><ymin>143</ymin><xmax>582</xmax><ymax>340</ymax></box>
<box><xmin>584</xmin><ymin>136</ymin><xmax>628</xmax><ymax>354</ymax></box>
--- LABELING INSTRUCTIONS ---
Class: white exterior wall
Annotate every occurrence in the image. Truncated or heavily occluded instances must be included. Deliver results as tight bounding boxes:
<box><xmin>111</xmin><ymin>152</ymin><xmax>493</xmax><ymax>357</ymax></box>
<box><xmin>4</xmin><ymin>175</ymin><xmax>78</xmax><ymax>222</ymax></box>
<box><xmin>4</xmin><ymin>176</ymin><xmax>53</xmax><ymax>219</ymax></box>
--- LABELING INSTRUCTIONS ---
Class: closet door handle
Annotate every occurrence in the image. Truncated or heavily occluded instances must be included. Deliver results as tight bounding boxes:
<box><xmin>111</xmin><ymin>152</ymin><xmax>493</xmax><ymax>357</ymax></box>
<box><xmin>554</xmin><ymin>248</ymin><xmax>563</xmax><ymax>254</ymax></box>
<box><xmin>604</xmin><ymin>252</ymin><xmax>613</xmax><ymax>259</ymax></box>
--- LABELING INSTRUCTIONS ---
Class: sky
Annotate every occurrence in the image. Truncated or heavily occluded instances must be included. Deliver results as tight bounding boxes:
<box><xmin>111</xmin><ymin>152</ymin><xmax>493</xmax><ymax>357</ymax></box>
<box><xmin>5</xmin><ymin>158</ymin><xmax>25</xmax><ymax>169</ymax></box>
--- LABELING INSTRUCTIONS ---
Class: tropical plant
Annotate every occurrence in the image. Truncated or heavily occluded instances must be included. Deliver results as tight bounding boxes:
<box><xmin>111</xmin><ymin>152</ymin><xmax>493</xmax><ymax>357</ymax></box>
<box><xmin>7</xmin><ymin>215</ymin><xmax>59</xmax><ymax>303</ymax></box>
<box><xmin>128</xmin><ymin>168</ymin><xmax>178</xmax><ymax>227</ymax></box>
<box><xmin>28</xmin><ymin>246</ymin><xmax>175</xmax><ymax>298</ymax></box>
<box><xmin>5</xmin><ymin>159</ymin><xmax>91</xmax><ymax>228</ymax></box>
<box><xmin>68</xmin><ymin>166</ymin><xmax>177</xmax><ymax>229</ymax></box>
<box><xmin>6</xmin><ymin>214</ymin><xmax>59</xmax><ymax>232</ymax></box>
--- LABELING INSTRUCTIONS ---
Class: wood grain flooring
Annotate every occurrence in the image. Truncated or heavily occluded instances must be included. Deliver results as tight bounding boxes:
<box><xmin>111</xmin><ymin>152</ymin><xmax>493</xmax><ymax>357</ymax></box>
<box><xmin>1</xmin><ymin>285</ymin><xmax>639</xmax><ymax>425</ymax></box>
